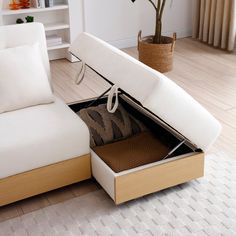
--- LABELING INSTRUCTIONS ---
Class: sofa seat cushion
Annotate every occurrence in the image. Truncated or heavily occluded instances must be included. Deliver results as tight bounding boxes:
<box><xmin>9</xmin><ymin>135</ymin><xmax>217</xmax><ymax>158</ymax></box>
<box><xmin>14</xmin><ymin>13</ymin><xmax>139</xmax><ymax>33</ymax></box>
<box><xmin>0</xmin><ymin>97</ymin><xmax>90</xmax><ymax>179</ymax></box>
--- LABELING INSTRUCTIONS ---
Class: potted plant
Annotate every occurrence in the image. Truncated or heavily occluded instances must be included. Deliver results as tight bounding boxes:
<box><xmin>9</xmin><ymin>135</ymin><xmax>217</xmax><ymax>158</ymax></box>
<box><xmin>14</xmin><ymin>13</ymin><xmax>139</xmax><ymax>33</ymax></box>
<box><xmin>131</xmin><ymin>0</ymin><xmax>176</xmax><ymax>73</ymax></box>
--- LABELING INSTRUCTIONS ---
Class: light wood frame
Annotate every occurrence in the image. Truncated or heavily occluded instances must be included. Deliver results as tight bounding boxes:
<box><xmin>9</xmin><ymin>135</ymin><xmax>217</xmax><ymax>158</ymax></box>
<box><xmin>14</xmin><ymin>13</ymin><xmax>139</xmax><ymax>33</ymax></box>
<box><xmin>0</xmin><ymin>154</ymin><xmax>91</xmax><ymax>206</ymax></box>
<box><xmin>114</xmin><ymin>153</ymin><xmax>204</xmax><ymax>204</ymax></box>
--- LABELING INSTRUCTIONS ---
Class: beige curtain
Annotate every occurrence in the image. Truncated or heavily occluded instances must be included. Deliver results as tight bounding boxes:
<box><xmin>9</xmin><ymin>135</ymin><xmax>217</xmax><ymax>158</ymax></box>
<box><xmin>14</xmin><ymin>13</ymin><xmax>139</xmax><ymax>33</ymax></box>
<box><xmin>193</xmin><ymin>0</ymin><xmax>236</xmax><ymax>51</ymax></box>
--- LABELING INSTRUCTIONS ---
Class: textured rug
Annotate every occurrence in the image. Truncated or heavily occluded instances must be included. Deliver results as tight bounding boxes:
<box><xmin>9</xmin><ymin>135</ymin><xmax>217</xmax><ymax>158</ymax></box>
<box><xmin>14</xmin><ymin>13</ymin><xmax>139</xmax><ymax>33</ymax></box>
<box><xmin>0</xmin><ymin>154</ymin><xmax>236</xmax><ymax>236</ymax></box>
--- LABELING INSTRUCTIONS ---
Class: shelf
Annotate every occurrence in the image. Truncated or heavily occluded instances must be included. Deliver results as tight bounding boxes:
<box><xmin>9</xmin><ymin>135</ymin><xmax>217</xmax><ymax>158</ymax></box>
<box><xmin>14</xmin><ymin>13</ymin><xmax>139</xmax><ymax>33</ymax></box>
<box><xmin>44</xmin><ymin>22</ymin><xmax>70</xmax><ymax>31</ymax></box>
<box><xmin>47</xmin><ymin>42</ymin><xmax>70</xmax><ymax>51</ymax></box>
<box><xmin>1</xmin><ymin>5</ymin><xmax>69</xmax><ymax>16</ymax></box>
<box><xmin>0</xmin><ymin>0</ymin><xmax>82</xmax><ymax>62</ymax></box>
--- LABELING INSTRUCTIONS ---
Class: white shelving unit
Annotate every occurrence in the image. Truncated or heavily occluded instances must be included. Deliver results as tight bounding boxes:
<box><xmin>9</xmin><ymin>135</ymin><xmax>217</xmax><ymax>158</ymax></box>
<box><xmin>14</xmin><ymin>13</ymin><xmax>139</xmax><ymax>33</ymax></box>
<box><xmin>0</xmin><ymin>0</ymin><xmax>84</xmax><ymax>61</ymax></box>
<box><xmin>47</xmin><ymin>42</ymin><xmax>70</xmax><ymax>50</ymax></box>
<box><xmin>44</xmin><ymin>22</ymin><xmax>69</xmax><ymax>31</ymax></box>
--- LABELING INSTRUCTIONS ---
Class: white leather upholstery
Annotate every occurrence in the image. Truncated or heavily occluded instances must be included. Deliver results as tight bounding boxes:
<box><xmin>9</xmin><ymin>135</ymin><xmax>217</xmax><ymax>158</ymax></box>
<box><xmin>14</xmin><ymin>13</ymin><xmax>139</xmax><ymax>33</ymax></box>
<box><xmin>0</xmin><ymin>97</ymin><xmax>90</xmax><ymax>179</ymax></box>
<box><xmin>0</xmin><ymin>23</ymin><xmax>50</xmax><ymax>80</ymax></box>
<box><xmin>70</xmin><ymin>33</ymin><xmax>222</xmax><ymax>151</ymax></box>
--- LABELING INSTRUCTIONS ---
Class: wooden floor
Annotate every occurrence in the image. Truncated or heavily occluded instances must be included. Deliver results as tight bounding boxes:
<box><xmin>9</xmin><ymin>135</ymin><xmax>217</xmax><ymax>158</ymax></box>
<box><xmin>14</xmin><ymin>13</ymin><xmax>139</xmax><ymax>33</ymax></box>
<box><xmin>0</xmin><ymin>38</ymin><xmax>235</xmax><ymax>222</ymax></box>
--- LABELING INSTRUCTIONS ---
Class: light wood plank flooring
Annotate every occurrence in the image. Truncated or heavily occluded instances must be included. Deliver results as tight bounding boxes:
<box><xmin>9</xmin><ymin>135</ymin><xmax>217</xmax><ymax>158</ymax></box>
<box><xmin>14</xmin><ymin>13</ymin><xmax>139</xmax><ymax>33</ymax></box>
<box><xmin>0</xmin><ymin>38</ymin><xmax>235</xmax><ymax>222</ymax></box>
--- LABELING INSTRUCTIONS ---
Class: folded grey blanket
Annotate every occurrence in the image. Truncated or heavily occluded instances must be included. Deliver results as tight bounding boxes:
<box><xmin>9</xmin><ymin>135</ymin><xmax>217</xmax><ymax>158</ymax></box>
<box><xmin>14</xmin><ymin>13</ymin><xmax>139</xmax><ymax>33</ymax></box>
<box><xmin>78</xmin><ymin>104</ymin><xmax>147</xmax><ymax>147</ymax></box>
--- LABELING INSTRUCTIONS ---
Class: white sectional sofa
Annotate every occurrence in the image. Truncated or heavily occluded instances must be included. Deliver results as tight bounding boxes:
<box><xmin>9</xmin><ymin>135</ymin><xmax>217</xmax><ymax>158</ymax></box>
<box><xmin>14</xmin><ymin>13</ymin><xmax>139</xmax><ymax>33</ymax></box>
<box><xmin>0</xmin><ymin>23</ymin><xmax>221</xmax><ymax>206</ymax></box>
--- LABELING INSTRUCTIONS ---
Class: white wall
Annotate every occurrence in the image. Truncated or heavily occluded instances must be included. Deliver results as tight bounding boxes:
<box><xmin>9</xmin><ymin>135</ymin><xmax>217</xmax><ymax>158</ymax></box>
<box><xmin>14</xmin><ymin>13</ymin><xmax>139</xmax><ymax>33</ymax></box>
<box><xmin>83</xmin><ymin>0</ymin><xmax>193</xmax><ymax>48</ymax></box>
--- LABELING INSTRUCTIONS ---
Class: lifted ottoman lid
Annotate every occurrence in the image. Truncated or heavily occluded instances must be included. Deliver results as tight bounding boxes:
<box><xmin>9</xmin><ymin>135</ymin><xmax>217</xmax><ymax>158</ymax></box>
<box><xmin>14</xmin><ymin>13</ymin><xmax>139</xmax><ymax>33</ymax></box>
<box><xmin>70</xmin><ymin>33</ymin><xmax>222</xmax><ymax>151</ymax></box>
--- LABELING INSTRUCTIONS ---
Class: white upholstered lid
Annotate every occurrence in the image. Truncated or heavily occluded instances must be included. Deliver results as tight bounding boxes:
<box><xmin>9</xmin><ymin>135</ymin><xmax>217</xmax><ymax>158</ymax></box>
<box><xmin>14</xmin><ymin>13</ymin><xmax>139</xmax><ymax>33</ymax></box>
<box><xmin>70</xmin><ymin>33</ymin><xmax>222</xmax><ymax>151</ymax></box>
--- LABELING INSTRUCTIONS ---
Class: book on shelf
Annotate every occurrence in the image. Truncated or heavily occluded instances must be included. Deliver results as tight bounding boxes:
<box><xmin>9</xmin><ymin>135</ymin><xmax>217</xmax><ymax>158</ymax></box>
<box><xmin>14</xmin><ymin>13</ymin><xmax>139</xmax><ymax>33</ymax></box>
<box><xmin>31</xmin><ymin>0</ymin><xmax>39</xmax><ymax>8</ymax></box>
<box><xmin>31</xmin><ymin>0</ymin><xmax>44</xmax><ymax>8</ymax></box>
<box><xmin>40</xmin><ymin>0</ymin><xmax>45</xmax><ymax>8</ymax></box>
<box><xmin>46</xmin><ymin>35</ymin><xmax>62</xmax><ymax>47</ymax></box>
<box><xmin>45</xmin><ymin>0</ymin><xmax>54</xmax><ymax>8</ymax></box>
<box><xmin>47</xmin><ymin>42</ymin><xmax>63</xmax><ymax>47</ymax></box>
<box><xmin>31</xmin><ymin>0</ymin><xmax>52</xmax><ymax>8</ymax></box>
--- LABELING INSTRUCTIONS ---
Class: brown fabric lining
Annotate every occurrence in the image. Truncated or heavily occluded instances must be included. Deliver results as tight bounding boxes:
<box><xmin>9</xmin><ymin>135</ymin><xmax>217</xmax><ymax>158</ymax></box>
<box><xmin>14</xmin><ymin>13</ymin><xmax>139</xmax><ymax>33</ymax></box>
<box><xmin>93</xmin><ymin>131</ymin><xmax>171</xmax><ymax>173</ymax></box>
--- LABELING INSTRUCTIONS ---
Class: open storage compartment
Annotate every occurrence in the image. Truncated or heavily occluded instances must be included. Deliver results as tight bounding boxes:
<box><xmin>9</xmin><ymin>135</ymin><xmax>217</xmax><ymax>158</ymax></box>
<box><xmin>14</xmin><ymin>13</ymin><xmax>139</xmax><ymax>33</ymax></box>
<box><xmin>68</xmin><ymin>32</ymin><xmax>220</xmax><ymax>204</ymax></box>
<box><xmin>70</xmin><ymin>94</ymin><xmax>204</xmax><ymax>204</ymax></box>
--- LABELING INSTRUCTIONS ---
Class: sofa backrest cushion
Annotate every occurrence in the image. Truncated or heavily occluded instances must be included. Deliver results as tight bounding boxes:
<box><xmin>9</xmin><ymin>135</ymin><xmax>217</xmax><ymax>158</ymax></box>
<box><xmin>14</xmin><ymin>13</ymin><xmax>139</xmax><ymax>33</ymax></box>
<box><xmin>0</xmin><ymin>23</ymin><xmax>50</xmax><ymax>81</ymax></box>
<box><xmin>0</xmin><ymin>43</ymin><xmax>54</xmax><ymax>114</ymax></box>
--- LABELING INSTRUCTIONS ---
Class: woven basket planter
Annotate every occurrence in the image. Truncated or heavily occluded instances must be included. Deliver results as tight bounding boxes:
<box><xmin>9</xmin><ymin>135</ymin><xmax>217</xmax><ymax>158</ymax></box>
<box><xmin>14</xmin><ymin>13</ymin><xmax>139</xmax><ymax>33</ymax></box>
<box><xmin>138</xmin><ymin>31</ymin><xmax>176</xmax><ymax>73</ymax></box>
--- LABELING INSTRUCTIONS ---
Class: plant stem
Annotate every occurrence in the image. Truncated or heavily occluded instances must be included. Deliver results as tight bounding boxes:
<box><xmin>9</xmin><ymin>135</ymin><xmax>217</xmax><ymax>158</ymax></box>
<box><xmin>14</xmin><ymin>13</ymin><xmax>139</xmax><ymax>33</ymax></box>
<box><xmin>157</xmin><ymin>0</ymin><xmax>161</xmax><ymax>13</ymax></box>
<box><xmin>147</xmin><ymin>0</ymin><xmax>157</xmax><ymax>11</ymax></box>
<box><xmin>153</xmin><ymin>0</ymin><xmax>166</xmax><ymax>44</ymax></box>
<box><xmin>153</xmin><ymin>0</ymin><xmax>161</xmax><ymax>44</ymax></box>
<box><xmin>160</xmin><ymin>0</ymin><xmax>166</xmax><ymax>19</ymax></box>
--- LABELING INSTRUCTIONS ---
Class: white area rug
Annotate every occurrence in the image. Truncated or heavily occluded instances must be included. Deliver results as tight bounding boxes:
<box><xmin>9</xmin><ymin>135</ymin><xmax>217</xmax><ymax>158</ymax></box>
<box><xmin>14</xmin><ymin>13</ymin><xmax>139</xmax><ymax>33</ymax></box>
<box><xmin>0</xmin><ymin>154</ymin><xmax>236</xmax><ymax>236</ymax></box>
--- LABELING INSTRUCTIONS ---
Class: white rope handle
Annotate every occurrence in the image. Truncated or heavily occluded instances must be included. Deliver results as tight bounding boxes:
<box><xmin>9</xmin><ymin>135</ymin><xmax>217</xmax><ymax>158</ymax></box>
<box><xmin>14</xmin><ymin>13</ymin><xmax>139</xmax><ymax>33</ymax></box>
<box><xmin>75</xmin><ymin>61</ymin><xmax>86</xmax><ymax>85</ymax></box>
<box><xmin>107</xmin><ymin>85</ymin><xmax>119</xmax><ymax>113</ymax></box>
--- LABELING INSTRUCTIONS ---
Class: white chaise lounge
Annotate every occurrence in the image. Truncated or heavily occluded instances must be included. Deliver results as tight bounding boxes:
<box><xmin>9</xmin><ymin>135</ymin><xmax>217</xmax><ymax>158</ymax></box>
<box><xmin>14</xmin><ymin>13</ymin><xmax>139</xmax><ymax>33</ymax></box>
<box><xmin>0</xmin><ymin>23</ymin><xmax>221</xmax><ymax>206</ymax></box>
<box><xmin>70</xmin><ymin>32</ymin><xmax>222</xmax><ymax>204</ymax></box>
